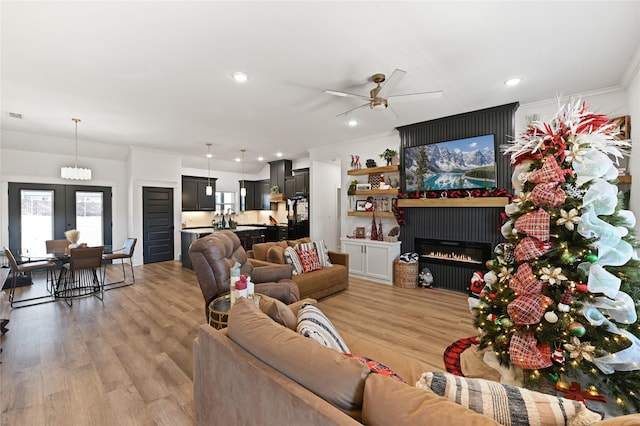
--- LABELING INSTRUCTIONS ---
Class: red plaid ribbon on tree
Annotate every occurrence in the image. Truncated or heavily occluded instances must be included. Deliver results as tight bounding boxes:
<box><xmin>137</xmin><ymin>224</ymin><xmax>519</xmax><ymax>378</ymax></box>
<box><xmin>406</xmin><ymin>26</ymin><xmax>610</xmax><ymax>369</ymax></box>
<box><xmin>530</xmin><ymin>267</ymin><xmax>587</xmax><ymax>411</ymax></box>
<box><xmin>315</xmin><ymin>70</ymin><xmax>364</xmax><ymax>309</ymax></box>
<box><xmin>509</xmin><ymin>263</ymin><xmax>543</xmax><ymax>295</ymax></box>
<box><xmin>530</xmin><ymin>182</ymin><xmax>567</xmax><ymax>207</ymax></box>
<box><xmin>510</xmin><ymin>332</ymin><xmax>552</xmax><ymax>370</ymax></box>
<box><xmin>527</xmin><ymin>155</ymin><xmax>572</xmax><ymax>184</ymax></box>
<box><xmin>515</xmin><ymin>236</ymin><xmax>552</xmax><ymax>262</ymax></box>
<box><xmin>507</xmin><ymin>293</ymin><xmax>553</xmax><ymax>325</ymax></box>
<box><xmin>514</xmin><ymin>209</ymin><xmax>550</xmax><ymax>241</ymax></box>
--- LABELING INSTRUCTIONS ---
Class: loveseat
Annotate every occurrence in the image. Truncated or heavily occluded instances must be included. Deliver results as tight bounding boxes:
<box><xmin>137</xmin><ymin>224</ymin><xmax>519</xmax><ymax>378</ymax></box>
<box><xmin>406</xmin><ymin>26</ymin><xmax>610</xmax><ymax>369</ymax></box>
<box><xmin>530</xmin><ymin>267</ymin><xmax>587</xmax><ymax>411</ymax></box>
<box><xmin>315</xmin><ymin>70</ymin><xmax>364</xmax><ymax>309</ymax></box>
<box><xmin>193</xmin><ymin>298</ymin><xmax>640</xmax><ymax>426</ymax></box>
<box><xmin>248</xmin><ymin>238</ymin><xmax>349</xmax><ymax>299</ymax></box>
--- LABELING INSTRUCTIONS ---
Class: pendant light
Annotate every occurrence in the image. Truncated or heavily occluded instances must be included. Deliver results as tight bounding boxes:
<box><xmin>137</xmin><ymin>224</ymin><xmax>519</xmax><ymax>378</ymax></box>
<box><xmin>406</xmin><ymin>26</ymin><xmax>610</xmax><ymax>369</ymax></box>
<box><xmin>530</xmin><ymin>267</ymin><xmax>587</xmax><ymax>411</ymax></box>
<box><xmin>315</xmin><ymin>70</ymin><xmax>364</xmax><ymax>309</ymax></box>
<box><xmin>205</xmin><ymin>143</ymin><xmax>213</xmax><ymax>196</ymax></box>
<box><xmin>240</xmin><ymin>148</ymin><xmax>247</xmax><ymax>197</ymax></box>
<box><xmin>61</xmin><ymin>118</ymin><xmax>92</xmax><ymax>180</ymax></box>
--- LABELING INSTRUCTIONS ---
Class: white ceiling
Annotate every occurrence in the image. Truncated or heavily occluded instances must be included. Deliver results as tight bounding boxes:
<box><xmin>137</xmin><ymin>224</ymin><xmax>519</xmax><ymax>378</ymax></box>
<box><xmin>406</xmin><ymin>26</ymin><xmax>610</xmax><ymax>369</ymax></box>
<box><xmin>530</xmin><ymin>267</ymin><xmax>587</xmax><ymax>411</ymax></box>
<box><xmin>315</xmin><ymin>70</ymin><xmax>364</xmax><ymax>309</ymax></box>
<box><xmin>2</xmin><ymin>1</ymin><xmax>640</xmax><ymax>174</ymax></box>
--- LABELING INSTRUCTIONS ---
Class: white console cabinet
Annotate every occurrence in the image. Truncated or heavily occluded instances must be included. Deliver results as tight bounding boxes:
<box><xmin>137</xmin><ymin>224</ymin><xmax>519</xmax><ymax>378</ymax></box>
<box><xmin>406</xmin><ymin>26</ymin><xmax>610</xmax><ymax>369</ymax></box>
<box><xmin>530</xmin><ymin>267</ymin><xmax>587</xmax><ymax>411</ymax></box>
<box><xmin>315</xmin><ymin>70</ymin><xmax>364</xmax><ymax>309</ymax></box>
<box><xmin>340</xmin><ymin>238</ymin><xmax>401</xmax><ymax>285</ymax></box>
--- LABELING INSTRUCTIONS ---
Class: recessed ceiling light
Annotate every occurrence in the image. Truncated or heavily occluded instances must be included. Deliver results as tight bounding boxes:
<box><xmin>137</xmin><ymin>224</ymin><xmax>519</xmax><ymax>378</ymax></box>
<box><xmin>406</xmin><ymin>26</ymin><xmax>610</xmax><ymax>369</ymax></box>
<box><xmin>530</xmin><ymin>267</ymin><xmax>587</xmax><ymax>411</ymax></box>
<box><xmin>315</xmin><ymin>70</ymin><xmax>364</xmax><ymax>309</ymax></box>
<box><xmin>505</xmin><ymin>78</ymin><xmax>521</xmax><ymax>86</ymax></box>
<box><xmin>257</xmin><ymin>156</ymin><xmax>264</xmax><ymax>161</ymax></box>
<box><xmin>276</xmin><ymin>152</ymin><xmax>283</xmax><ymax>157</ymax></box>
<box><xmin>231</xmin><ymin>71</ymin><xmax>249</xmax><ymax>82</ymax></box>
<box><xmin>235</xmin><ymin>157</ymin><xmax>241</xmax><ymax>162</ymax></box>
<box><xmin>348</xmin><ymin>119</ymin><xmax>358</xmax><ymax>127</ymax></box>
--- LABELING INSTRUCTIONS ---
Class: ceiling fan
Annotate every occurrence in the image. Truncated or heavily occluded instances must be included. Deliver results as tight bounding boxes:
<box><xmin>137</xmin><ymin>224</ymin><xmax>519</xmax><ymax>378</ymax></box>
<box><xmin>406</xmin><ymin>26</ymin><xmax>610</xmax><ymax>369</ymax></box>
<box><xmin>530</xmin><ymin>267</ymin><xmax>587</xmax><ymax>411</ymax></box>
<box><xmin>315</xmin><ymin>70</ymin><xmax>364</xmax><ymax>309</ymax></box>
<box><xmin>324</xmin><ymin>69</ymin><xmax>442</xmax><ymax>118</ymax></box>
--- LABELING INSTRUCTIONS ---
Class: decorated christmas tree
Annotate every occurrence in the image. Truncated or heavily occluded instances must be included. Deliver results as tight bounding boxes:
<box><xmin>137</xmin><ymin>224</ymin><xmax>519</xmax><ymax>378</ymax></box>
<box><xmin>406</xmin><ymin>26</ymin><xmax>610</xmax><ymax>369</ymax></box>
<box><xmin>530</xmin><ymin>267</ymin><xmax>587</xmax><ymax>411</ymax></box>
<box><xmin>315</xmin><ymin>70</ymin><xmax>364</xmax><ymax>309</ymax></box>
<box><xmin>475</xmin><ymin>100</ymin><xmax>640</xmax><ymax>412</ymax></box>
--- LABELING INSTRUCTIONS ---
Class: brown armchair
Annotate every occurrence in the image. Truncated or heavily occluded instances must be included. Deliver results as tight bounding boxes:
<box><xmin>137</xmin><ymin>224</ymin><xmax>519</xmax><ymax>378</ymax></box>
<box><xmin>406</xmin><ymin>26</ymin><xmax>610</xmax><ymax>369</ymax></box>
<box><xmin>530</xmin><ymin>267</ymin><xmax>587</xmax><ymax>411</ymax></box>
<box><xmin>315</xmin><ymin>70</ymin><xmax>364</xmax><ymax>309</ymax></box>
<box><xmin>189</xmin><ymin>230</ymin><xmax>299</xmax><ymax>321</ymax></box>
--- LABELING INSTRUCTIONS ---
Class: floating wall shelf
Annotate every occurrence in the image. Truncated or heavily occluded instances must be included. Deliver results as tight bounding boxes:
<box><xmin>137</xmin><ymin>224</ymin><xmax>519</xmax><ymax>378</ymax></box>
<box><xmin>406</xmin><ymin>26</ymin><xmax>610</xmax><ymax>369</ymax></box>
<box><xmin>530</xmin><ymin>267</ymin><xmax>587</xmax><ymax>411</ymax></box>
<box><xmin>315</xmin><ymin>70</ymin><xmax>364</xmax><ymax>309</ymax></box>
<box><xmin>347</xmin><ymin>165</ymin><xmax>399</xmax><ymax>176</ymax></box>
<box><xmin>347</xmin><ymin>211</ymin><xmax>395</xmax><ymax>218</ymax></box>
<box><xmin>397</xmin><ymin>197</ymin><xmax>510</xmax><ymax>208</ymax></box>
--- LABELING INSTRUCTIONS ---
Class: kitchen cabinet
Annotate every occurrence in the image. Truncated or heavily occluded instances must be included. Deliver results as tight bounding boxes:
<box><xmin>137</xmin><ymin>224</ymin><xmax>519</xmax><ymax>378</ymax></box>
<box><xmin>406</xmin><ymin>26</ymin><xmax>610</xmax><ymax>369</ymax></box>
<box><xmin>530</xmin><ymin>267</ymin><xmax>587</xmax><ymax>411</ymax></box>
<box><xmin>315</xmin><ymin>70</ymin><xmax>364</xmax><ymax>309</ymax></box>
<box><xmin>284</xmin><ymin>176</ymin><xmax>295</xmax><ymax>199</ymax></box>
<box><xmin>340</xmin><ymin>238</ymin><xmax>401</xmax><ymax>285</ymax></box>
<box><xmin>269</xmin><ymin>159</ymin><xmax>292</xmax><ymax>195</ymax></box>
<box><xmin>182</xmin><ymin>176</ymin><xmax>216</xmax><ymax>211</ymax></box>
<box><xmin>241</xmin><ymin>179</ymin><xmax>271</xmax><ymax>211</ymax></box>
<box><xmin>293</xmin><ymin>168</ymin><xmax>309</xmax><ymax>196</ymax></box>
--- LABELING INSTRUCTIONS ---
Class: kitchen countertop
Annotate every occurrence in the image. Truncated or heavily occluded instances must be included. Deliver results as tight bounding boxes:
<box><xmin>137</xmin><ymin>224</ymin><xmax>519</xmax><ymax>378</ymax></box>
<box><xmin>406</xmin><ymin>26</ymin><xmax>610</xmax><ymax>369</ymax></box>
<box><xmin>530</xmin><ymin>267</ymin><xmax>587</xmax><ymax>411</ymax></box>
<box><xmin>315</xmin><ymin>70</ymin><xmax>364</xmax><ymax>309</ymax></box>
<box><xmin>181</xmin><ymin>225</ymin><xmax>268</xmax><ymax>234</ymax></box>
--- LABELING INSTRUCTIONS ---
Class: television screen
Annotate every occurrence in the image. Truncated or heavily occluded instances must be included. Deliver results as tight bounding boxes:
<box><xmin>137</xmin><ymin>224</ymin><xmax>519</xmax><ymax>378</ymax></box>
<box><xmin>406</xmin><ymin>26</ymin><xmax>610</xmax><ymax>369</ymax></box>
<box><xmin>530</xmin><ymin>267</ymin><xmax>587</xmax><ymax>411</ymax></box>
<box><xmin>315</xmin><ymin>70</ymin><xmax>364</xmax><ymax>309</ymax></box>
<box><xmin>403</xmin><ymin>134</ymin><xmax>496</xmax><ymax>191</ymax></box>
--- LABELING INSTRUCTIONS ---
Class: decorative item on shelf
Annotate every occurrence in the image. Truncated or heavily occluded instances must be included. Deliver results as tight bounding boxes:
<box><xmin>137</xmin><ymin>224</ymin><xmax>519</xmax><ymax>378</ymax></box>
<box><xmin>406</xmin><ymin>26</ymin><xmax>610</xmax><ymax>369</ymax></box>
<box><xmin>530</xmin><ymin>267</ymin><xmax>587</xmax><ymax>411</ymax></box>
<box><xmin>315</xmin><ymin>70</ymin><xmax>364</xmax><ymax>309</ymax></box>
<box><xmin>368</xmin><ymin>173</ymin><xmax>382</xmax><ymax>189</ymax></box>
<box><xmin>378</xmin><ymin>174</ymin><xmax>390</xmax><ymax>190</ymax></box>
<box><xmin>270</xmin><ymin>185</ymin><xmax>279</xmax><ymax>195</ymax></box>
<box><xmin>61</xmin><ymin>118</ymin><xmax>92</xmax><ymax>180</ymax></box>
<box><xmin>365</xmin><ymin>159</ymin><xmax>377</xmax><ymax>168</ymax></box>
<box><xmin>379</xmin><ymin>148</ymin><xmax>398</xmax><ymax>166</ymax></box>
<box><xmin>350</xmin><ymin>155</ymin><xmax>361</xmax><ymax>170</ymax></box>
<box><xmin>384</xmin><ymin>226</ymin><xmax>400</xmax><ymax>242</ymax></box>
<box><xmin>356</xmin><ymin>183</ymin><xmax>372</xmax><ymax>191</ymax></box>
<box><xmin>347</xmin><ymin>180</ymin><xmax>358</xmax><ymax>195</ymax></box>
<box><xmin>370</xmin><ymin>211</ymin><xmax>378</xmax><ymax>240</ymax></box>
<box><xmin>354</xmin><ymin>227</ymin><xmax>365</xmax><ymax>239</ymax></box>
<box><xmin>377</xmin><ymin>220</ymin><xmax>383</xmax><ymax>241</ymax></box>
<box><xmin>389</xmin><ymin>176</ymin><xmax>399</xmax><ymax>188</ymax></box>
<box><xmin>364</xmin><ymin>196</ymin><xmax>375</xmax><ymax>211</ymax></box>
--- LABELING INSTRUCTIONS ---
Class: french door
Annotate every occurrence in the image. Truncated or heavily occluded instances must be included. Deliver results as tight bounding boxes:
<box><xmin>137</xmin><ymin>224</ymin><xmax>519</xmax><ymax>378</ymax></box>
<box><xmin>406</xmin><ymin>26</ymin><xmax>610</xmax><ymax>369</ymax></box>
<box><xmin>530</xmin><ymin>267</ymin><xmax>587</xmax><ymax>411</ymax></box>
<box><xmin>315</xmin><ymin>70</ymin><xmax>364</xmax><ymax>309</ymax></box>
<box><xmin>8</xmin><ymin>182</ymin><xmax>112</xmax><ymax>256</ymax></box>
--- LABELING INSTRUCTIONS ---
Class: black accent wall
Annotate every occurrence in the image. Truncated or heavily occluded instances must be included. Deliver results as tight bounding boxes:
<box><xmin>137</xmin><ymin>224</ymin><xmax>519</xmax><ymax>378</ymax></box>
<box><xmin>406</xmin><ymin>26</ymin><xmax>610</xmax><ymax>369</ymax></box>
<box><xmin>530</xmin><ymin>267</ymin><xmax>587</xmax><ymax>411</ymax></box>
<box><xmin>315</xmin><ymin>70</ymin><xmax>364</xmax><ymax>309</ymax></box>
<box><xmin>397</xmin><ymin>102</ymin><xmax>519</xmax><ymax>292</ymax></box>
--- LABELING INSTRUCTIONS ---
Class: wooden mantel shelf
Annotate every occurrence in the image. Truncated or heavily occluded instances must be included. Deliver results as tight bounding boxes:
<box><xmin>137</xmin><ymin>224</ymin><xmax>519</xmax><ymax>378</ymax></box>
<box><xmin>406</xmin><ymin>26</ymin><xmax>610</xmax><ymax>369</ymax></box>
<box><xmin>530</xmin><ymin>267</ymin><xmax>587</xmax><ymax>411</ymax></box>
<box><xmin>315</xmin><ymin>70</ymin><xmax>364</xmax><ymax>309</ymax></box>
<box><xmin>347</xmin><ymin>165</ymin><xmax>399</xmax><ymax>176</ymax></box>
<box><xmin>397</xmin><ymin>197</ymin><xmax>510</xmax><ymax>208</ymax></box>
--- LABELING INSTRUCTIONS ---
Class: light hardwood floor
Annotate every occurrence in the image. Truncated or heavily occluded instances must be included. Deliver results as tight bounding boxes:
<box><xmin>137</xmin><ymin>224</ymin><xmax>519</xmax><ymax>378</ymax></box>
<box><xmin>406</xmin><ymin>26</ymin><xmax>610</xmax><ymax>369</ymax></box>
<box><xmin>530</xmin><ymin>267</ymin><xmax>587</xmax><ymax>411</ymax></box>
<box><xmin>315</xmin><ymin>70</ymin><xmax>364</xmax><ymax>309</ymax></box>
<box><xmin>1</xmin><ymin>261</ymin><xmax>476</xmax><ymax>425</ymax></box>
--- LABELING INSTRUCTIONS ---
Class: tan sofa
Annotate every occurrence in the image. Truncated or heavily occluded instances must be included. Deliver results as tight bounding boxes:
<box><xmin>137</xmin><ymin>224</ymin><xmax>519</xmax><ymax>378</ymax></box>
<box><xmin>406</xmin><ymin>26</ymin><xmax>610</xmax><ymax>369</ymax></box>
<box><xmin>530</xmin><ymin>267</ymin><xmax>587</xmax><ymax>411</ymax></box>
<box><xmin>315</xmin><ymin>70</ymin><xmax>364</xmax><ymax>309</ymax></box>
<box><xmin>193</xmin><ymin>298</ymin><xmax>640</xmax><ymax>426</ymax></box>
<box><xmin>248</xmin><ymin>238</ymin><xmax>349</xmax><ymax>300</ymax></box>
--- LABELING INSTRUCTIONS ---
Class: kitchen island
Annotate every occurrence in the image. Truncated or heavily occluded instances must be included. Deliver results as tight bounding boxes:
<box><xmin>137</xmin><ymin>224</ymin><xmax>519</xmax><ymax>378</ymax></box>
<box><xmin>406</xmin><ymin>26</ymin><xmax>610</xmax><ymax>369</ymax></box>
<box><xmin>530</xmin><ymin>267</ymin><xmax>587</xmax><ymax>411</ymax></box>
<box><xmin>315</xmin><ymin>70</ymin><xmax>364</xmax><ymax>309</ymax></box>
<box><xmin>181</xmin><ymin>226</ymin><xmax>267</xmax><ymax>270</ymax></box>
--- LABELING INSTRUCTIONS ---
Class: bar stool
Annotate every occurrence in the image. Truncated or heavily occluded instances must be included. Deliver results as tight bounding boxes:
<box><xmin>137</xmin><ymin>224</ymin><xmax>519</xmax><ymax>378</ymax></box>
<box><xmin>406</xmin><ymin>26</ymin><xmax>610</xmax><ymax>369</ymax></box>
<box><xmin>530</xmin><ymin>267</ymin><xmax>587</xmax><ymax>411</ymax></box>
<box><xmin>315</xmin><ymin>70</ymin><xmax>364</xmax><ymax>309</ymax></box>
<box><xmin>251</xmin><ymin>234</ymin><xmax>266</xmax><ymax>245</ymax></box>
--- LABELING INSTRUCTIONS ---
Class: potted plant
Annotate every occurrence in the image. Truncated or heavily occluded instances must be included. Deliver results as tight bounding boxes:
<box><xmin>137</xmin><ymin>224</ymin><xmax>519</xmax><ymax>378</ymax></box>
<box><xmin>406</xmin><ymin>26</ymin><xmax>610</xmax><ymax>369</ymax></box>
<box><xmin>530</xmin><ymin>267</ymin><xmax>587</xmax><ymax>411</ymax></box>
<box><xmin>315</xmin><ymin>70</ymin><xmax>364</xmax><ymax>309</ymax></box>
<box><xmin>379</xmin><ymin>149</ymin><xmax>398</xmax><ymax>166</ymax></box>
<box><xmin>347</xmin><ymin>180</ymin><xmax>359</xmax><ymax>195</ymax></box>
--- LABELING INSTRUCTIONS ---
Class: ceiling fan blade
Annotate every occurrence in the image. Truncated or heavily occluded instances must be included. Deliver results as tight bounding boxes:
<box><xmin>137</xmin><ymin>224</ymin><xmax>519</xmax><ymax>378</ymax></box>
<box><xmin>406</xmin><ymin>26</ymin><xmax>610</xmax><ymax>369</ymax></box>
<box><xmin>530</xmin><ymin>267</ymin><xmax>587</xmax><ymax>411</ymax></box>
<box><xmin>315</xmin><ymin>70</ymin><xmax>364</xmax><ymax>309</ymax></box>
<box><xmin>336</xmin><ymin>103</ymin><xmax>369</xmax><ymax>117</ymax></box>
<box><xmin>377</xmin><ymin>69</ymin><xmax>407</xmax><ymax>98</ymax></box>
<box><xmin>388</xmin><ymin>90</ymin><xmax>443</xmax><ymax>102</ymax></box>
<box><xmin>324</xmin><ymin>89</ymin><xmax>372</xmax><ymax>101</ymax></box>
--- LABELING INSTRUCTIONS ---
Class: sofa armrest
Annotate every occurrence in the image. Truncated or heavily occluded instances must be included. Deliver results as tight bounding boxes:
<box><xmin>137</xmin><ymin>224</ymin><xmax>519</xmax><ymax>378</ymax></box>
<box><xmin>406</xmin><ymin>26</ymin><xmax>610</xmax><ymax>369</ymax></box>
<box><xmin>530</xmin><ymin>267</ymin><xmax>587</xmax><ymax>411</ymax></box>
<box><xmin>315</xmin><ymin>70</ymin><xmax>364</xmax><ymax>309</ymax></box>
<box><xmin>247</xmin><ymin>250</ymin><xmax>256</xmax><ymax>259</ymax></box>
<box><xmin>251</xmin><ymin>264</ymin><xmax>293</xmax><ymax>283</ymax></box>
<box><xmin>328</xmin><ymin>251</ymin><xmax>349</xmax><ymax>268</ymax></box>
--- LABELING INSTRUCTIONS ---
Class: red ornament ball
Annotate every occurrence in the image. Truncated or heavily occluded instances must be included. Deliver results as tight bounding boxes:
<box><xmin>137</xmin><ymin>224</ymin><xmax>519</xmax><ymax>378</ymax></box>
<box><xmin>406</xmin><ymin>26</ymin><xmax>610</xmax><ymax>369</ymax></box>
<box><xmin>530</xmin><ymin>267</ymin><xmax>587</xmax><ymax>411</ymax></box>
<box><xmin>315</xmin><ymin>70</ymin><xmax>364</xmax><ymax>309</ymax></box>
<box><xmin>568</xmin><ymin>322</ymin><xmax>586</xmax><ymax>337</ymax></box>
<box><xmin>489</xmin><ymin>293</ymin><xmax>497</xmax><ymax>300</ymax></box>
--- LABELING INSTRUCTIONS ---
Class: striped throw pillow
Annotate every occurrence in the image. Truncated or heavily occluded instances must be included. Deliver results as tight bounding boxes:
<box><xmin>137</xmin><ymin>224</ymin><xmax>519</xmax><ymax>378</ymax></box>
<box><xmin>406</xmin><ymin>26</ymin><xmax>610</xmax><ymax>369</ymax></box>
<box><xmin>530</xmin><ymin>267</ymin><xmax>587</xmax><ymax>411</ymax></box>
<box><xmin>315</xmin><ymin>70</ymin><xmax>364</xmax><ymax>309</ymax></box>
<box><xmin>283</xmin><ymin>246</ymin><xmax>303</xmax><ymax>275</ymax></box>
<box><xmin>416</xmin><ymin>372</ymin><xmax>601</xmax><ymax>426</ymax></box>
<box><xmin>297</xmin><ymin>303</ymin><xmax>350</xmax><ymax>353</ymax></box>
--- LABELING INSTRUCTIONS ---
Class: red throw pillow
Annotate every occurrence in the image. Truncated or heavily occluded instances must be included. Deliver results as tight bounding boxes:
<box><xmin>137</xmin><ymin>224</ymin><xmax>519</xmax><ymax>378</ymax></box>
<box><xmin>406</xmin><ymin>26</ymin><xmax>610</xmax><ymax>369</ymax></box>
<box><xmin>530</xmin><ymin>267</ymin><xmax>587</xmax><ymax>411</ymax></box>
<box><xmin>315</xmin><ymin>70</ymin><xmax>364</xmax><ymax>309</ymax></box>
<box><xmin>296</xmin><ymin>247</ymin><xmax>322</xmax><ymax>273</ymax></box>
<box><xmin>342</xmin><ymin>353</ymin><xmax>406</xmax><ymax>383</ymax></box>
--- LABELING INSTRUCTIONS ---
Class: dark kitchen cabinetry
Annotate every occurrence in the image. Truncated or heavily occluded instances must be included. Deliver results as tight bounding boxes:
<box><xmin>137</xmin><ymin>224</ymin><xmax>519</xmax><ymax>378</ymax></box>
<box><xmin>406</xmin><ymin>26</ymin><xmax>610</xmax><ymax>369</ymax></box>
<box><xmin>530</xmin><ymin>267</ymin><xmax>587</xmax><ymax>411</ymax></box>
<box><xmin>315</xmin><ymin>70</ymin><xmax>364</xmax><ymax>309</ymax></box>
<box><xmin>241</xmin><ymin>179</ymin><xmax>271</xmax><ymax>211</ymax></box>
<box><xmin>284</xmin><ymin>176</ymin><xmax>295</xmax><ymax>200</ymax></box>
<box><xmin>269</xmin><ymin>159</ymin><xmax>292</xmax><ymax>195</ymax></box>
<box><xmin>182</xmin><ymin>176</ymin><xmax>216</xmax><ymax>211</ymax></box>
<box><xmin>293</xmin><ymin>168</ymin><xmax>309</xmax><ymax>196</ymax></box>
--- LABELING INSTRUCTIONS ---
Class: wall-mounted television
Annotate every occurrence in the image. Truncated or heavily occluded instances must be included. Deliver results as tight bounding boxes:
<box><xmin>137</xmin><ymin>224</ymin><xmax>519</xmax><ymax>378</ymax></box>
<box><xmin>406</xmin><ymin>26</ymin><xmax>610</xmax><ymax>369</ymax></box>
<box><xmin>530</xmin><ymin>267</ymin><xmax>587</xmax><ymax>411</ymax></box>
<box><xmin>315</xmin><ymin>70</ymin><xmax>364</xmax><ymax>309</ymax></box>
<box><xmin>403</xmin><ymin>134</ymin><xmax>496</xmax><ymax>191</ymax></box>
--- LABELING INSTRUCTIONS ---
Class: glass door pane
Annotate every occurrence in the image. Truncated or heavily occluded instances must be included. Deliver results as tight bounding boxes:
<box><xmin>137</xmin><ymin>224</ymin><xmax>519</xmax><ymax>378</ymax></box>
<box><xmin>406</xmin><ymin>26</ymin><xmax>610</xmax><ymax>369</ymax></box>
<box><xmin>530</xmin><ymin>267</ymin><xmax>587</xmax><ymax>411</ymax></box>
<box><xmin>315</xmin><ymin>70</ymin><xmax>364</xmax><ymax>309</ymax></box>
<box><xmin>75</xmin><ymin>191</ymin><xmax>103</xmax><ymax>246</ymax></box>
<box><xmin>20</xmin><ymin>190</ymin><xmax>54</xmax><ymax>255</ymax></box>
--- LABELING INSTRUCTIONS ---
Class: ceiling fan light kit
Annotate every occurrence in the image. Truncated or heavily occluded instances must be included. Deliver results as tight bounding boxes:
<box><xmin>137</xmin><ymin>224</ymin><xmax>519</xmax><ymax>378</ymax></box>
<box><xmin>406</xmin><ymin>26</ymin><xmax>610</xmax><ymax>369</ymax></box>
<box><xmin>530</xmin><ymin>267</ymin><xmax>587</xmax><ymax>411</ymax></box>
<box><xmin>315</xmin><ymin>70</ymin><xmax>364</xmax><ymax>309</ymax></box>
<box><xmin>324</xmin><ymin>69</ymin><xmax>442</xmax><ymax>118</ymax></box>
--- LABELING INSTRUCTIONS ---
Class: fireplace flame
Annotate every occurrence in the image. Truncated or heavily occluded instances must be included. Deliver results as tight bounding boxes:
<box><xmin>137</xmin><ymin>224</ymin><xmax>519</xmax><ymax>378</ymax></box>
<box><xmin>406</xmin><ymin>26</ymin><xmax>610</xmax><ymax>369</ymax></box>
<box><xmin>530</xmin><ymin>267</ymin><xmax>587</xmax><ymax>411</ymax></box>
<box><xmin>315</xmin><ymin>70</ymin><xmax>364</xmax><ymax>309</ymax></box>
<box><xmin>421</xmin><ymin>251</ymin><xmax>482</xmax><ymax>264</ymax></box>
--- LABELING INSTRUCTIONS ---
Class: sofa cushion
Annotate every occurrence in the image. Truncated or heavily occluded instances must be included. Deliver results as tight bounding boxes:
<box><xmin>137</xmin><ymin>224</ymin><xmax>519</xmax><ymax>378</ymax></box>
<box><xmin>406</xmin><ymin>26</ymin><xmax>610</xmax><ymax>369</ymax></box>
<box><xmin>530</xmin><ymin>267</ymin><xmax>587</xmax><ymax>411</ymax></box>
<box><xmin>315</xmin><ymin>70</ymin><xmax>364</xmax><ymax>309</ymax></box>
<box><xmin>253</xmin><ymin>241</ymin><xmax>287</xmax><ymax>261</ymax></box>
<box><xmin>416</xmin><ymin>372</ymin><xmax>602</xmax><ymax>426</ymax></box>
<box><xmin>297</xmin><ymin>303</ymin><xmax>350</xmax><ymax>353</ymax></box>
<box><xmin>266</xmin><ymin>245</ymin><xmax>286</xmax><ymax>264</ymax></box>
<box><xmin>296</xmin><ymin>247</ymin><xmax>322</xmax><ymax>273</ymax></box>
<box><xmin>284</xmin><ymin>246</ymin><xmax>304</xmax><ymax>275</ymax></box>
<box><xmin>362</xmin><ymin>374</ymin><xmax>500</xmax><ymax>426</ymax></box>
<box><xmin>259</xmin><ymin>295</ymin><xmax>297</xmax><ymax>330</ymax></box>
<box><xmin>228</xmin><ymin>298</ymin><xmax>369</xmax><ymax>419</ymax></box>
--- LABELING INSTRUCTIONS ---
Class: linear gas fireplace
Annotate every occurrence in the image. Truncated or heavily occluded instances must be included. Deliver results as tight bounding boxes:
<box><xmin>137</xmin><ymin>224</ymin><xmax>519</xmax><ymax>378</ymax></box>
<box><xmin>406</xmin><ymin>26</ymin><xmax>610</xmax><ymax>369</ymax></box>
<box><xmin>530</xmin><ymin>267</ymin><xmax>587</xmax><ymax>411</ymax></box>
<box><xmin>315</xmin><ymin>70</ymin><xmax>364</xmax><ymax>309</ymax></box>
<box><xmin>415</xmin><ymin>238</ymin><xmax>492</xmax><ymax>269</ymax></box>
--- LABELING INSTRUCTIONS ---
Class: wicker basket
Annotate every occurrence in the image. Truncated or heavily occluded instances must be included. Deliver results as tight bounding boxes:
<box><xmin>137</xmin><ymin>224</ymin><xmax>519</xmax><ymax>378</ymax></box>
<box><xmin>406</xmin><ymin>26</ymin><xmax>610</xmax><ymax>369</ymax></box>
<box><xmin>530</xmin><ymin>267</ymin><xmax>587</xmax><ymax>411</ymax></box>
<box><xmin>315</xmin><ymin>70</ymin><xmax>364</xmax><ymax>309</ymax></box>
<box><xmin>393</xmin><ymin>259</ymin><xmax>418</xmax><ymax>288</ymax></box>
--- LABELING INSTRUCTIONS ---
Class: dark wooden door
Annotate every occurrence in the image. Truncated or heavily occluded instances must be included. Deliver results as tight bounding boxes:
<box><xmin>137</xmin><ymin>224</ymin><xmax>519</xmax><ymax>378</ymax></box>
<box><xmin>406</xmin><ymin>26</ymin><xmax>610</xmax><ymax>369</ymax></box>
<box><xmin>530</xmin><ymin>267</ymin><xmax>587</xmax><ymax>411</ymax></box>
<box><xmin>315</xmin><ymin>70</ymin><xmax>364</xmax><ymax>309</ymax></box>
<box><xmin>142</xmin><ymin>186</ymin><xmax>174</xmax><ymax>264</ymax></box>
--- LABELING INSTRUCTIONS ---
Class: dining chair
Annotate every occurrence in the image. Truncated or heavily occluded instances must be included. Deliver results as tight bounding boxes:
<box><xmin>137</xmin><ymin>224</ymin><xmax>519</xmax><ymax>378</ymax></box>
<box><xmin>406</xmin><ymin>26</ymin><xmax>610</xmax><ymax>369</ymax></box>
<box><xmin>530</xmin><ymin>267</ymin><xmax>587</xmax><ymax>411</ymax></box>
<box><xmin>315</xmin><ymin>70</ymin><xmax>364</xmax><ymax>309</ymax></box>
<box><xmin>4</xmin><ymin>247</ymin><xmax>56</xmax><ymax>308</ymax></box>
<box><xmin>102</xmin><ymin>238</ymin><xmax>137</xmax><ymax>288</ymax></box>
<box><xmin>58</xmin><ymin>246</ymin><xmax>104</xmax><ymax>306</ymax></box>
<box><xmin>44</xmin><ymin>239</ymin><xmax>69</xmax><ymax>292</ymax></box>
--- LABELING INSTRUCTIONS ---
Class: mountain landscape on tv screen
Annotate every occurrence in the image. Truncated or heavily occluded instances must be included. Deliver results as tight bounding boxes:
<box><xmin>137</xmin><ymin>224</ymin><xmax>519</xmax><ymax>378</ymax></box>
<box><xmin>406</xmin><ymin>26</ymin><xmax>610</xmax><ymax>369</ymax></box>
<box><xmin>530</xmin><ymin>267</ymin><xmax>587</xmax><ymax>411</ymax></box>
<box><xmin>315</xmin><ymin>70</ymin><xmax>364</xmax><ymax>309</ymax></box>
<box><xmin>404</xmin><ymin>135</ymin><xmax>496</xmax><ymax>191</ymax></box>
